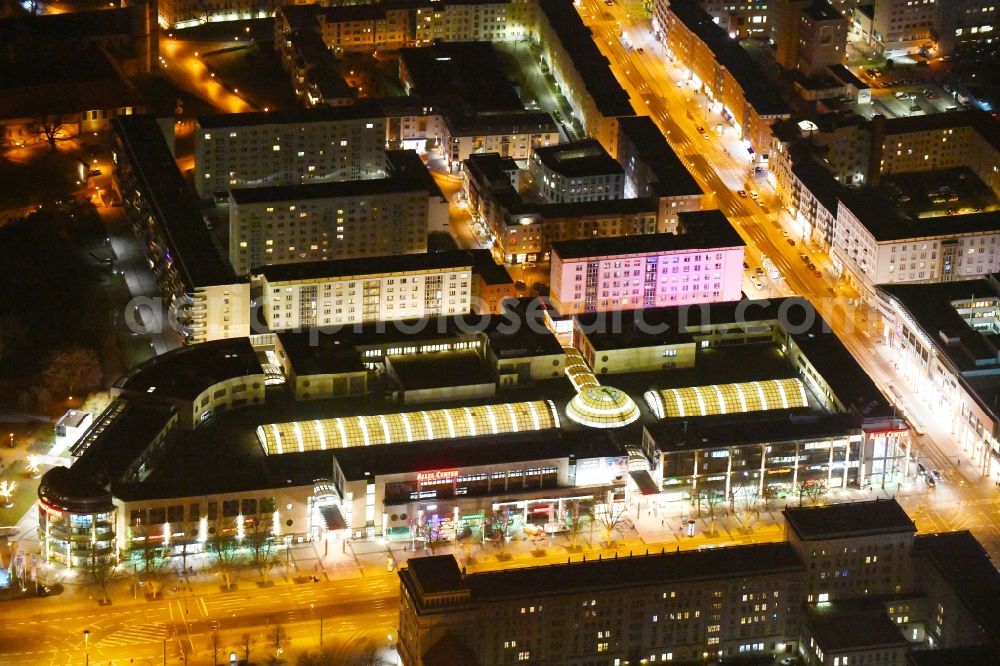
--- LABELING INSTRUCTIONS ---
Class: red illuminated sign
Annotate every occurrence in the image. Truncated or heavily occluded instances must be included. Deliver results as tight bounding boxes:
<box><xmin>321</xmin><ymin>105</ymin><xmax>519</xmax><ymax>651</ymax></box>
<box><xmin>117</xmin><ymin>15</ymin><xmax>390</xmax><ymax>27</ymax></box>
<box><xmin>417</xmin><ymin>469</ymin><xmax>459</xmax><ymax>483</ymax></box>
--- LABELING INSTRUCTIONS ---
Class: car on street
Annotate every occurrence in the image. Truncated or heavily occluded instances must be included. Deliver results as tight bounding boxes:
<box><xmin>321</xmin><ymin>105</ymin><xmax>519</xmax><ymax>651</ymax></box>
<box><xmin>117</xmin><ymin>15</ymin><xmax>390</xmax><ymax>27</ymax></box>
<box><xmin>737</xmin><ymin>189</ymin><xmax>747</xmax><ymax>198</ymax></box>
<box><xmin>931</xmin><ymin>469</ymin><xmax>942</xmax><ymax>480</ymax></box>
<box><xmin>917</xmin><ymin>463</ymin><xmax>926</xmax><ymax>475</ymax></box>
<box><xmin>800</xmin><ymin>253</ymin><xmax>809</xmax><ymax>262</ymax></box>
<box><xmin>696</xmin><ymin>125</ymin><xmax>705</xmax><ymax>134</ymax></box>
<box><xmin>781</xmin><ymin>230</ymin><xmax>789</xmax><ymax>237</ymax></box>
<box><xmin>755</xmin><ymin>267</ymin><xmax>765</xmax><ymax>276</ymax></box>
<box><xmin>787</xmin><ymin>238</ymin><xmax>796</xmax><ymax>246</ymax></box>
<box><xmin>636</xmin><ymin>47</ymin><xmax>644</xmax><ymax>54</ymax></box>
<box><xmin>743</xmin><ymin>261</ymin><xmax>750</xmax><ymax>270</ymax></box>
<box><xmin>807</xmin><ymin>262</ymin><xmax>816</xmax><ymax>271</ymax></box>
<box><xmin>814</xmin><ymin>270</ymin><xmax>822</xmax><ymax>278</ymax></box>
<box><xmin>749</xmin><ymin>190</ymin><xmax>759</xmax><ymax>200</ymax></box>
<box><xmin>926</xmin><ymin>475</ymin><xmax>936</xmax><ymax>487</ymax></box>
<box><xmin>604</xmin><ymin>0</ymin><xmax>614</xmax><ymax>5</ymax></box>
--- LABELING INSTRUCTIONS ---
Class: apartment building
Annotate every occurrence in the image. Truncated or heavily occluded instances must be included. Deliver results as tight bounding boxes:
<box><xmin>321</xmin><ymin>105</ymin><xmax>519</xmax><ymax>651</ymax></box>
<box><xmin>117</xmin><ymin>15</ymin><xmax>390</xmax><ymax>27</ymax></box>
<box><xmin>275</xmin><ymin>0</ymin><xmax>526</xmax><ymax>55</ymax></box>
<box><xmin>533</xmin><ymin>0</ymin><xmax>634</xmax><ymax>157</ymax></box>
<box><xmin>156</xmin><ymin>0</ymin><xmax>278</xmax><ymax>29</ymax></box>
<box><xmin>398</xmin><ymin>500</ymin><xmax>1000</xmax><ymax>665</ymax></box>
<box><xmin>442</xmin><ymin>111</ymin><xmax>558</xmax><ymax>169</ymax></box>
<box><xmin>548</xmin><ymin>211</ymin><xmax>745</xmax><ymax>315</ymax></box>
<box><xmin>528</xmin><ymin>140</ymin><xmax>625</xmax><ymax>204</ymax></box>
<box><xmin>872</xmin><ymin>0</ymin><xmax>939</xmax><ymax>54</ymax></box>
<box><xmin>254</xmin><ymin>249</ymin><xmax>511</xmax><ymax>330</ymax></box>
<box><xmin>695</xmin><ymin>0</ymin><xmax>777</xmax><ymax>39</ymax></box>
<box><xmin>616</xmin><ymin>116</ymin><xmax>705</xmax><ymax>231</ymax></box>
<box><xmin>464</xmin><ymin>152</ymin><xmax>659</xmax><ymax>263</ymax></box>
<box><xmin>275</xmin><ymin>28</ymin><xmax>356</xmax><ymax>108</ymax></box>
<box><xmin>111</xmin><ymin>115</ymin><xmax>251</xmax><ymax>345</ymax></box>
<box><xmin>194</xmin><ymin>104</ymin><xmax>388</xmax><ymax>200</ymax></box>
<box><xmin>797</xmin><ymin>0</ymin><xmax>850</xmax><ymax>76</ymax></box>
<box><xmin>657</xmin><ymin>0</ymin><xmax>792</xmax><ymax>159</ymax></box>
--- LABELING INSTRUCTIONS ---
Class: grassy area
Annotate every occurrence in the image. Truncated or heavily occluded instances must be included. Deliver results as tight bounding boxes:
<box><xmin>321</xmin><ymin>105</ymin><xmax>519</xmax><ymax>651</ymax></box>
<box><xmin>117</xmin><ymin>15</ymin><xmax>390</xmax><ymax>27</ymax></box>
<box><xmin>170</xmin><ymin>17</ymin><xmax>275</xmax><ymax>43</ymax></box>
<box><xmin>202</xmin><ymin>42</ymin><xmax>299</xmax><ymax>111</ymax></box>
<box><xmin>0</xmin><ymin>203</ymin><xmax>131</xmax><ymax>411</ymax></box>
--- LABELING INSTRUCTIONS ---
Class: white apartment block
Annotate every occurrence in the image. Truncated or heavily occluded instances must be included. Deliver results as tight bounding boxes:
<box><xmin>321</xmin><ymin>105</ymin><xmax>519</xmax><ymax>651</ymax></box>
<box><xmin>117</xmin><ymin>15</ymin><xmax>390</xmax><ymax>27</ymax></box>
<box><xmin>442</xmin><ymin>112</ymin><xmax>559</xmax><ymax>168</ymax></box>
<box><xmin>831</xmin><ymin>197</ymin><xmax>1000</xmax><ymax>303</ymax></box>
<box><xmin>276</xmin><ymin>0</ymin><xmax>528</xmax><ymax>55</ymax></box>
<box><xmin>195</xmin><ymin>106</ymin><xmax>387</xmax><ymax>200</ymax></box>
<box><xmin>228</xmin><ymin>182</ymin><xmax>428</xmax><ymax>275</ymax></box>
<box><xmin>255</xmin><ymin>253</ymin><xmax>478</xmax><ymax>330</ymax></box>
<box><xmin>872</xmin><ymin>0</ymin><xmax>939</xmax><ymax>53</ymax></box>
<box><xmin>528</xmin><ymin>139</ymin><xmax>625</xmax><ymax>204</ymax></box>
<box><xmin>157</xmin><ymin>0</ymin><xmax>279</xmax><ymax>29</ymax></box>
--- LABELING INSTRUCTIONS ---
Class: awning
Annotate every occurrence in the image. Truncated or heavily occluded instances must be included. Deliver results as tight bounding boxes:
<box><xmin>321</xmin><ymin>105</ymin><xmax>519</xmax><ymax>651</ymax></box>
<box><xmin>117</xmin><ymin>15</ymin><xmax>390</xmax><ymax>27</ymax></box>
<box><xmin>319</xmin><ymin>505</ymin><xmax>347</xmax><ymax>531</ymax></box>
<box><xmin>629</xmin><ymin>470</ymin><xmax>660</xmax><ymax>495</ymax></box>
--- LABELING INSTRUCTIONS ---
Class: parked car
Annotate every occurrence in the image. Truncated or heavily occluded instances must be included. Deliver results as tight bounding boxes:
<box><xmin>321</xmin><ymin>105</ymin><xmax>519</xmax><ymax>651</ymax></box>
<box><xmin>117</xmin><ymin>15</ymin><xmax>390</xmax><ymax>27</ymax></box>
<box><xmin>814</xmin><ymin>270</ymin><xmax>822</xmax><ymax>278</ymax></box>
<box><xmin>926</xmin><ymin>475</ymin><xmax>937</xmax><ymax>487</ymax></box>
<box><xmin>931</xmin><ymin>469</ymin><xmax>942</xmax><ymax>480</ymax></box>
<box><xmin>917</xmin><ymin>463</ymin><xmax>927</xmax><ymax>475</ymax></box>
<box><xmin>800</xmin><ymin>253</ymin><xmax>809</xmax><ymax>262</ymax></box>
<box><xmin>755</xmin><ymin>267</ymin><xmax>765</xmax><ymax>276</ymax></box>
<box><xmin>743</xmin><ymin>261</ymin><xmax>750</xmax><ymax>270</ymax></box>
<box><xmin>636</xmin><ymin>47</ymin><xmax>645</xmax><ymax>54</ymax></box>
<box><xmin>807</xmin><ymin>262</ymin><xmax>816</xmax><ymax>271</ymax></box>
<box><xmin>787</xmin><ymin>238</ymin><xmax>796</xmax><ymax>246</ymax></box>
<box><xmin>737</xmin><ymin>189</ymin><xmax>747</xmax><ymax>198</ymax></box>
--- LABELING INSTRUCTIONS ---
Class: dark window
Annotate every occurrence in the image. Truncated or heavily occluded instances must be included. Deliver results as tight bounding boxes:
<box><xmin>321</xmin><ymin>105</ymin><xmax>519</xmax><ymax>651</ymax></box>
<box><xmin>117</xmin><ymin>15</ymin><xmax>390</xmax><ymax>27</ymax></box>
<box><xmin>207</xmin><ymin>502</ymin><xmax>218</xmax><ymax>521</ymax></box>
<box><xmin>222</xmin><ymin>500</ymin><xmax>239</xmax><ymax>518</ymax></box>
<box><xmin>188</xmin><ymin>504</ymin><xmax>200</xmax><ymax>522</ymax></box>
<box><xmin>259</xmin><ymin>497</ymin><xmax>276</xmax><ymax>514</ymax></box>
<box><xmin>241</xmin><ymin>499</ymin><xmax>257</xmax><ymax>516</ymax></box>
<box><xmin>130</xmin><ymin>509</ymin><xmax>147</xmax><ymax>526</ymax></box>
<box><xmin>148</xmin><ymin>507</ymin><xmax>166</xmax><ymax>524</ymax></box>
<box><xmin>167</xmin><ymin>505</ymin><xmax>184</xmax><ymax>523</ymax></box>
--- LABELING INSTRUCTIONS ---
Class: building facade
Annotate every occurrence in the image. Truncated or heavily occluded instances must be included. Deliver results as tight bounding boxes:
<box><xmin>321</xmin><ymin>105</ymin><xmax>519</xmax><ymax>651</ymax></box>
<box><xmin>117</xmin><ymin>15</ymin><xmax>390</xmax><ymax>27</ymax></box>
<box><xmin>548</xmin><ymin>212</ymin><xmax>745</xmax><ymax>315</ymax></box>
<box><xmin>528</xmin><ymin>140</ymin><xmax>625</xmax><ymax>204</ymax></box>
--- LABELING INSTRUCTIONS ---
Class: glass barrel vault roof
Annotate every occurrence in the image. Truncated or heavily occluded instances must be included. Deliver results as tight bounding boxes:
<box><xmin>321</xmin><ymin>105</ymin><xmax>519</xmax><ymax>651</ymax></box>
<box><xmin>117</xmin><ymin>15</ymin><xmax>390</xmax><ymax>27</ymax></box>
<box><xmin>256</xmin><ymin>400</ymin><xmax>561</xmax><ymax>455</ymax></box>
<box><xmin>565</xmin><ymin>385</ymin><xmax>641</xmax><ymax>429</ymax></box>
<box><xmin>643</xmin><ymin>378</ymin><xmax>808</xmax><ymax>419</ymax></box>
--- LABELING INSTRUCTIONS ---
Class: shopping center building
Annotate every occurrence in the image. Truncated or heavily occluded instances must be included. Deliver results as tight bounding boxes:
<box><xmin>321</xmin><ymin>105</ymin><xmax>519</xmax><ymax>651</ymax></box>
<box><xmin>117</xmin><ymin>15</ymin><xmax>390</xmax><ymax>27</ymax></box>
<box><xmin>36</xmin><ymin>296</ymin><xmax>910</xmax><ymax>568</ymax></box>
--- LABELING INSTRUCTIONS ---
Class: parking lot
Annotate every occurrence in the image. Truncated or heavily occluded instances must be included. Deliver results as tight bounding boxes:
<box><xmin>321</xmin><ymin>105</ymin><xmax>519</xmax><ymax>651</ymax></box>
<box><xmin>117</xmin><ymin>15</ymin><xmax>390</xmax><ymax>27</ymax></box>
<box><xmin>849</xmin><ymin>62</ymin><xmax>971</xmax><ymax>118</ymax></box>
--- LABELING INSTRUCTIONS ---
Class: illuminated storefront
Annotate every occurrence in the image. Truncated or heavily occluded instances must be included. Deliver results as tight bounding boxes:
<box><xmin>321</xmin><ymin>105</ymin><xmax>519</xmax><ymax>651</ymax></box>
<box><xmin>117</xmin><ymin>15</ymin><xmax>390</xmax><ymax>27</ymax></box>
<box><xmin>38</xmin><ymin>467</ymin><xmax>118</xmax><ymax>569</ymax></box>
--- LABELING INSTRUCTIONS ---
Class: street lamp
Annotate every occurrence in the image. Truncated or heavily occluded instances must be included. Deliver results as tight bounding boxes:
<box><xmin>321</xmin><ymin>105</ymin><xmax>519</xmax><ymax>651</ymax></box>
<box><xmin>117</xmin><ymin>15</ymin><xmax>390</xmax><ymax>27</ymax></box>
<box><xmin>83</xmin><ymin>629</ymin><xmax>90</xmax><ymax>666</ymax></box>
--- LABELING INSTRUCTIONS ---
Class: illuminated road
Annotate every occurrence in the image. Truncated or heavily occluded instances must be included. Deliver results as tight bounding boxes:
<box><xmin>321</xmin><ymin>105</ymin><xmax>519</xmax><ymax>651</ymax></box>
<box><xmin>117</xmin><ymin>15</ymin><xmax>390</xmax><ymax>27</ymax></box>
<box><xmin>576</xmin><ymin>0</ymin><xmax>994</xmax><ymax>492</ymax></box>
<box><xmin>158</xmin><ymin>37</ymin><xmax>254</xmax><ymax>114</ymax></box>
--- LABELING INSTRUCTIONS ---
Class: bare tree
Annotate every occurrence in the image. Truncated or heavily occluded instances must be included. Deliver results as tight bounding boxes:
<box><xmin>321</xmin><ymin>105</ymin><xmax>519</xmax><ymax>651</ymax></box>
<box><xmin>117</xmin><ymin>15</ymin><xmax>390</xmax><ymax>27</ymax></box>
<box><xmin>132</xmin><ymin>521</ymin><xmax>175</xmax><ymax>599</ymax></box>
<box><xmin>245</xmin><ymin>514</ymin><xmax>277</xmax><ymax>580</ymax></box>
<box><xmin>209</xmin><ymin>631</ymin><xmax>223</xmax><ymax>666</ymax></box>
<box><xmin>87</xmin><ymin>545</ymin><xmax>123</xmax><ymax>605</ymax></box>
<box><xmin>595</xmin><ymin>501</ymin><xmax>629</xmax><ymax>545</ymax></box>
<box><xmin>35</xmin><ymin>114</ymin><xmax>72</xmax><ymax>151</ymax></box>
<box><xmin>733</xmin><ymin>483</ymin><xmax>762</xmax><ymax>531</ymax></box>
<box><xmin>42</xmin><ymin>346</ymin><xmax>103</xmax><ymax>399</ymax></box>
<box><xmin>415</xmin><ymin>515</ymin><xmax>449</xmax><ymax>554</ymax></box>
<box><xmin>701</xmin><ymin>489</ymin><xmax>725</xmax><ymax>535</ymax></box>
<box><xmin>351</xmin><ymin>642</ymin><xmax>379</xmax><ymax>666</ymax></box>
<box><xmin>208</xmin><ymin>533</ymin><xmax>246</xmax><ymax>591</ymax></box>
<box><xmin>236</xmin><ymin>632</ymin><xmax>257</xmax><ymax>664</ymax></box>
<box><xmin>804</xmin><ymin>479</ymin><xmax>829</xmax><ymax>506</ymax></box>
<box><xmin>484</xmin><ymin>507</ymin><xmax>515</xmax><ymax>552</ymax></box>
<box><xmin>266</xmin><ymin>623</ymin><xmax>290</xmax><ymax>661</ymax></box>
<box><xmin>560</xmin><ymin>501</ymin><xmax>592</xmax><ymax>549</ymax></box>
<box><xmin>761</xmin><ymin>484</ymin><xmax>780</xmax><ymax>511</ymax></box>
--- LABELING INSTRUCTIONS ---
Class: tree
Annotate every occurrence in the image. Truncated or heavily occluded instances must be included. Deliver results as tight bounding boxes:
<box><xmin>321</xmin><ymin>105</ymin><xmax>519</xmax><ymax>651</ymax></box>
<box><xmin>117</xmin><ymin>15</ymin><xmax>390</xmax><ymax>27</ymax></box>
<box><xmin>416</xmin><ymin>514</ymin><xmax>449</xmax><ymax>554</ymax></box>
<box><xmin>595</xmin><ymin>500</ymin><xmax>629</xmax><ymax>545</ymax></box>
<box><xmin>700</xmin><ymin>489</ymin><xmax>725</xmax><ymax>535</ymax></box>
<box><xmin>733</xmin><ymin>483</ymin><xmax>762</xmax><ymax>531</ymax></box>
<box><xmin>132</xmin><ymin>521</ymin><xmax>175</xmax><ymax>599</ymax></box>
<box><xmin>266</xmin><ymin>623</ymin><xmax>289</xmax><ymax>662</ymax></box>
<box><xmin>35</xmin><ymin>114</ymin><xmax>71</xmax><ymax>151</ymax></box>
<box><xmin>209</xmin><ymin>631</ymin><xmax>224</xmax><ymax>666</ymax></box>
<box><xmin>236</xmin><ymin>632</ymin><xmax>257</xmax><ymax>664</ymax></box>
<box><xmin>208</xmin><ymin>527</ymin><xmax>246</xmax><ymax>591</ymax></box>
<box><xmin>761</xmin><ymin>484</ymin><xmax>780</xmax><ymax>511</ymax></box>
<box><xmin>297</xmin><ymin>651</ymin><xmax>336</xmax><ymax>666</ymax></box>
<box><xmin>351</xmin><ymin>642</ymin><xmax>379</xmax><ymax>666</ymax></box>
<box><xmin>803</xmin><ymin>479</ymin><xmax>829</xmax><ymax>506</ymax></box>
<box><xmin>484</xmin><ymin>507</ymin><xmax>515</xmax><ymax>553</ymax></box>
<box><xmin>245</xmin><ymin>514</ymin><xmax>277</xmax><ymax>580</ymax></box>
<box><xmin>87</xmin><ymin>545</ymin><xmax>122</xmax><ymax>605</ymax></box>
<box><xmin>560</xmin><ymin>501</ymin><xmax>592</xmax><ymax>549</ymax></box>
<box><xmin>41</xmin><ymin>346</ymin><xmax>103</xmax><ymax>399</ymax></box>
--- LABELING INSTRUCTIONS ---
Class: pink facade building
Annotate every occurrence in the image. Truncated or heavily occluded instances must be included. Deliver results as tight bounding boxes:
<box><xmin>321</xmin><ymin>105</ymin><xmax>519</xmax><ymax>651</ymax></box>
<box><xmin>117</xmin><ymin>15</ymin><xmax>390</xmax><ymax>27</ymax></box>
<box><xmin>549</xmin><ymin>210</ymin><xmax>745</xmax><ymax>315</ymax></box>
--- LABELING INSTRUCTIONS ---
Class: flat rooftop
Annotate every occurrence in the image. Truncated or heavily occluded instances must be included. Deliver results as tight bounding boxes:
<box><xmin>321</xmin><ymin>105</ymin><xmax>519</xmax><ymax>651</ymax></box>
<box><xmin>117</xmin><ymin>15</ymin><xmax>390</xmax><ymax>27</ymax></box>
<box><xmin>551</xmin><ymin>212</ymin><xmax>744</xmax><ymax>260</ymax></box>
<box><xmin>399</xmin><ymin>42</ymin><xmax>522</xmax><ymax>113</ymax></box>
<box><xmin>784</xmin><ymin>499</ymin><xmax>916</xmax><ymax>541</ymax></box>
<box><xmin>617</xmin><ymin>116</ymin><xmax>703</xmax><ymax>198</ymax></box>
<box><xmin>197</xmin><ymin>100</ymin><xmax>384</xmax><ymax>129</ymax></box>
<box><xmin>112</xmin><ymin>116</ymin><xmax>236</xmax><ymax>288</ymax></box>
<box><xmin>255</xmin><ymin>249</ymin><xmax>486</xmax><ymax>283</ymax></box>
<box><xmin>536</xmin><ymin>0</ymin><xmax>634</xmax><ymax>117</ymax></box>
<box><xmin>228</xmin><ymin>177</ymin><xmax>428</xmax><ymax>205</ymax></box>
<box><xmin>667</xmin><ymin>1</ymin><xmax>790</xmax><ymax>118</ymax></box>
<box><xmin>806</xmin><ymin>604</ymin><xmax>908</xmax><ymax>651</ymax></box>
<box><xmin>389</xmin><ymin>350</ymin><xmax>496</xmax><ymax>390</ymax></box>
<box><xmin>879</xmin><ymin>278</ymin><xmax>1000</xmax><ymax>426</ymax></box>
<box><xmin>333</xmin><ymin>428</ymin><xmax>622</xmax><ymax>481</ymax></box>
<box><xmin>532</xmin><ymin>139</ymin><xmax>623</xmax><ymax>179</ymax></box>
<box><xmin>913</xmin><ymin>531</ymin><xmax>1000</xmax><ymax>645</ymax></box>
<box><xmin>115</xmin><ymin>338</ymin><xmax>263</xmax><ymax>401</ymax></box>
<box><xmin>402</xmin><ymin>542</ymin><xmax>802</xmax><ymax>601</ymax></box>
<box><xmin>883</xmin><ymin>166</ymin><xmax>998</xmax><ymax>220</ymax></box>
